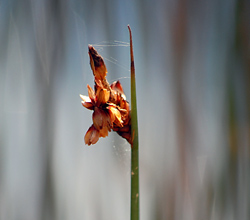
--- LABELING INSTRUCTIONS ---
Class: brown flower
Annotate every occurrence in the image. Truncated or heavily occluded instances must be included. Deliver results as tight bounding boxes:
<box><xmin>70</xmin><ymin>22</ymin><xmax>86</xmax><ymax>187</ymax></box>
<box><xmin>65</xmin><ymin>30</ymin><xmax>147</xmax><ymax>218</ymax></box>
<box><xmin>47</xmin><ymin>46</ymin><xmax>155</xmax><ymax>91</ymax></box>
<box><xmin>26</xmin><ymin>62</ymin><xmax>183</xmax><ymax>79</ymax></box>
<box><xmin>80</xmin><ymin>46</ymin><xmax>131</xmax><ymax>145</ymax></box>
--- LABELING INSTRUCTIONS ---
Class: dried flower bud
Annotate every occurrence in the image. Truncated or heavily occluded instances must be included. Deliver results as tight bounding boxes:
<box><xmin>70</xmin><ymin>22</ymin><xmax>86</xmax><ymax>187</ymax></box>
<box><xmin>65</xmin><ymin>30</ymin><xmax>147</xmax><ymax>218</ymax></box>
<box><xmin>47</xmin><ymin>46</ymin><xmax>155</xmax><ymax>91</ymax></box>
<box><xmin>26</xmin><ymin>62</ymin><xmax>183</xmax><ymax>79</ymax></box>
<box><xmin>84</xmin><ymin>124</ymin><xmax>100</xmax><ymax>145</ymax></box>
<box><xmin>88</xmin><ymin>45</ymin><xmax>107</xmax><ymax>80</ymax></box>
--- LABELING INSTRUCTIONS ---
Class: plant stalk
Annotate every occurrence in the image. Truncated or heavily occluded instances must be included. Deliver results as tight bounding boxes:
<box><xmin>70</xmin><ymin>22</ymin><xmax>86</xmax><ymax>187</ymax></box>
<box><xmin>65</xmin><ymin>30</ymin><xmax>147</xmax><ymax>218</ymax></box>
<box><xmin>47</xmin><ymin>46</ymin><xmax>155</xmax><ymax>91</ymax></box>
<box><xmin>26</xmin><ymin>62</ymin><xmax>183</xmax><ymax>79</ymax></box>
<box><xmin>128</xmin><ymin>25</ymin><xmax>139</xmax><ymax>220</ymax></box>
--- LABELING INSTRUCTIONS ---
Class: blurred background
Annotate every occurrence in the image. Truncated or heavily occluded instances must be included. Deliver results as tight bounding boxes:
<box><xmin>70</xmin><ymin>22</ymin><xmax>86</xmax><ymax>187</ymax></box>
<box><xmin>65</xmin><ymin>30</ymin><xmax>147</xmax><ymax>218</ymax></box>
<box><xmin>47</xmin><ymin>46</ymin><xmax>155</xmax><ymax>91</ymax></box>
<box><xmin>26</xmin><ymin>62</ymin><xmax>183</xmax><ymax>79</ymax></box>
<box><xmin>0</xmin><ymin>0</ymin><xmax>250</xmax><ymax>219</ymax></box>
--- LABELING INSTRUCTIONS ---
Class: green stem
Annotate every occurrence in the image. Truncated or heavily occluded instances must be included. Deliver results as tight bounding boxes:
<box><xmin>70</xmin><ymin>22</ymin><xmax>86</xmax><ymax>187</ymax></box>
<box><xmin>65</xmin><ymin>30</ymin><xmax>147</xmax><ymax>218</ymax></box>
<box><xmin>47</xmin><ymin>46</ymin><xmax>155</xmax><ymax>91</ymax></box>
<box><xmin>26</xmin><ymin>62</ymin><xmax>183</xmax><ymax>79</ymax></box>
<box><xmin>128</xmin><ymin>25</ymin><xmax>139</xmax><ymax>220</ymax></box>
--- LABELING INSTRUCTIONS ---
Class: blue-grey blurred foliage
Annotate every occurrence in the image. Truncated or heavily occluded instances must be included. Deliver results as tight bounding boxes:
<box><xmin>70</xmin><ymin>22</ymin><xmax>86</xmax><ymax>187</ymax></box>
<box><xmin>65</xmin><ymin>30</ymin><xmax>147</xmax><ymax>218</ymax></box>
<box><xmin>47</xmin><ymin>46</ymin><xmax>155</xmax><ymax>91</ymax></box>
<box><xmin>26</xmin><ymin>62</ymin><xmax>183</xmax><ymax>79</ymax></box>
<box><xmin>0</xmin><ymin>0</ymin><xmax>250</xmax><ymax>220</ymax></box>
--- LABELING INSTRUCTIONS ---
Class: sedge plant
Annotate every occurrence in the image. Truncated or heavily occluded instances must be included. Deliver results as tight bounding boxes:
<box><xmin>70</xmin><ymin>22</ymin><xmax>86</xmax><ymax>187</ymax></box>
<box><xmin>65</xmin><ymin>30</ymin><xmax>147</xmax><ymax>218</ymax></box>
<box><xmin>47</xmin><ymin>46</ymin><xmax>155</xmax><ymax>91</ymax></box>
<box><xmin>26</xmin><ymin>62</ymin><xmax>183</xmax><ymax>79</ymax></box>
<box><xmin>79</xmin><ymin>25</ymin><xmax>139</xmax><ymax>220</ymax></box>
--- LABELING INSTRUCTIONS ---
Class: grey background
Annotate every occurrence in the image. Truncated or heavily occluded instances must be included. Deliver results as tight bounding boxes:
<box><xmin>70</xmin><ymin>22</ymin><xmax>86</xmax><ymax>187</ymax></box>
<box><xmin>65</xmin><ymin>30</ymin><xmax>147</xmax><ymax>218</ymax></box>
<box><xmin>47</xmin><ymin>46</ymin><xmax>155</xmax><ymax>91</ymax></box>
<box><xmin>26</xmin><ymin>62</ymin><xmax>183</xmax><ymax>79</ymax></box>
<box><xmin>0</xmin><ymin>0</ymin><xmax>249</xmax><ymax>219</ymax></box>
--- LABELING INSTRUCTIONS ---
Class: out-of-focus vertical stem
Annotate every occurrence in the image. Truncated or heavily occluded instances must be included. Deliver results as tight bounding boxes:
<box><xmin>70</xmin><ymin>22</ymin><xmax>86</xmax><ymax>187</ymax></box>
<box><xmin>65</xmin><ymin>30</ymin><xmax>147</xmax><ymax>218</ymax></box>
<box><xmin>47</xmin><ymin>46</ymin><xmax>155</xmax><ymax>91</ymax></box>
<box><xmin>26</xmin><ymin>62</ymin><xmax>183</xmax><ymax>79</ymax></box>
<box><xmin>128</xmin><ymin>25</ymin><xmax>139</xmax><ymax>220</ymax></box>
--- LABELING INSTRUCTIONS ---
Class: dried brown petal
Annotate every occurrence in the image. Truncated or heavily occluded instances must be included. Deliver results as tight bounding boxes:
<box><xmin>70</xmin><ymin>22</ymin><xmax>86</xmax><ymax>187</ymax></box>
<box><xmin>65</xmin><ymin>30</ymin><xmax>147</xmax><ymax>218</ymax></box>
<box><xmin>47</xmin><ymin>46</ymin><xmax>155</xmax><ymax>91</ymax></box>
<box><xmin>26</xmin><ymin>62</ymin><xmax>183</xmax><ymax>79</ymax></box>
<box><xmin>111</xmin><ymin>80</ymin><xmax>124</xmax><ymax>94</ymax></box>
<box><xmin>114</xmin><ymin>124</ymin><xmax>130</xmax><ymax>132</ymax></box>
<box><xmin>111</xmin><ymin>81</ymin><xmax>126</xmax><ymax>101</ymax></box>
<box><xmin>96</xmin><ymin>86</ymin><xmax>110</xmax><ymax>106</ymax></box>
<box><xmin>95</xmin><ymin>78</ymin><xmax>104</xmax><ymax>88</ymax></box>
<box><xmin>81</xmin><ymin>101</ymin><xmax>94</xmax><ymax>110</ymax></box>
<box><xmin>87</xmin><ymin>84</ymin><xmax>96</xmax><ymax>103</ymax></box>
<box><xmin>99</xmin><ymin>126</ymin><xmax>109</xmax><ymax>138</ymax></box>
<box><xmin>107</xmin><ymin>105</ymin><xmax>123</xmax><ymax>127</ymax></box>
<box><xmin>92</xmin><ymin>107</ymin><xmax>111</xmax><ymax>132</ymax></box>
<box><xmin>84</xmin><ymin>124</ymin><xmax>100</xmax><ymax>145</ymax></box>
<box><xmin>120</xmin><ymin>99</ymin><xmax>130</xmax><ymax>112</ymax></box>
<box><xmin>80</xmin><ymin>94</ymin><xmax>94</xmax><ymax>110</ymax></box>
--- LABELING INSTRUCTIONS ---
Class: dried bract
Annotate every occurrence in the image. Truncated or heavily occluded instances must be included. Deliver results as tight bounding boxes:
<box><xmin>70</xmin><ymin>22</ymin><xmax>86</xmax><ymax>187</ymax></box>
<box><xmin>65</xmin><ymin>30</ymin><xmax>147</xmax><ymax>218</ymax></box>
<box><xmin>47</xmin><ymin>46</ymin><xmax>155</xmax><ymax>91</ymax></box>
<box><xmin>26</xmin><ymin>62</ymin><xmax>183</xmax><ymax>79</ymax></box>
<box><xmin>84</xmin><ymin>124</ymin><xmax>100</xmax><ymax>145</ymax></box>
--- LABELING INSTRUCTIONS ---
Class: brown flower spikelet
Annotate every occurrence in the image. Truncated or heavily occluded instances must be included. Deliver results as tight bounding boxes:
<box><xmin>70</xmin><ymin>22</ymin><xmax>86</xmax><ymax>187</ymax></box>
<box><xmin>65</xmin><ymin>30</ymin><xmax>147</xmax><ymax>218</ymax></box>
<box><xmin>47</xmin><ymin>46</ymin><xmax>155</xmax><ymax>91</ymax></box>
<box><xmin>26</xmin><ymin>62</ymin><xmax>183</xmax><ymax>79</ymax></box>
<box><xmin>80</xmin><ymin>45</ymin><xmax>131</xmax><ymax>145</ymax></box>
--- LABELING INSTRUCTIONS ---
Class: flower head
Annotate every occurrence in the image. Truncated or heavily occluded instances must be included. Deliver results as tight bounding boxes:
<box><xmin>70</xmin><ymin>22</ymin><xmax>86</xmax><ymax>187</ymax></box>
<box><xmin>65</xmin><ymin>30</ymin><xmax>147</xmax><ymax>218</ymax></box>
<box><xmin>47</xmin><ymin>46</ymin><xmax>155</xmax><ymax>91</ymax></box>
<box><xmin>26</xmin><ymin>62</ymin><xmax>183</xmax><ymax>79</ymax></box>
<box><xmin>80</xmin><ymin>46</ymin><xmax>131</xmax><ymax>145</ymax></box>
